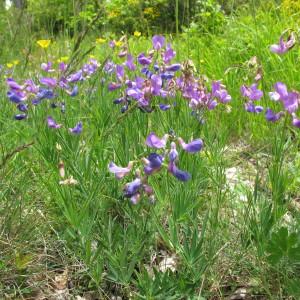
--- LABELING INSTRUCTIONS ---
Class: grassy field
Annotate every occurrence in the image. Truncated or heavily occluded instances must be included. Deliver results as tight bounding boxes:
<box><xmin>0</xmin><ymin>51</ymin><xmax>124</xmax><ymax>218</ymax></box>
<box><xmin>1</xmin><ymin>3</ymin><xmax>300</xmax><ymax>299</ymax></box>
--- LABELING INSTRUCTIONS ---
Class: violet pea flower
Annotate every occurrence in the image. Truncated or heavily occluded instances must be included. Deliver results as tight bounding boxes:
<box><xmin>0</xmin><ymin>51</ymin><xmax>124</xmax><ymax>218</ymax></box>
<box><xmin>152</xmin><ymin>35</ymin><xmax>165</xmax><ymax>50</ymax></box>
<box><xmin>14</xmin><ymin>114</ymin><xmax>27</xmax><ymax>120</ymax></box>
<box><xmin>125</xmin><ymin>54</ymin><xmax>136</xmax><ymax>71</ymax></box>
<box><xmin>69</xmin><ymin>121</ymin><xmax>82</xmax><ymax>134</ymax></box>
<box><xmin>163</xmin><ymin>43</ymin><xmax>176</xmax><ymax>63</ymax></box>
<box><xmin>143</xmin><ymin>153</ymin><xmax>163</xmax><ymax>175</ymax></box>
<box><xmin>178</xmin><ymin>137</ymin><xmax>203</xmax><ymax>153</ymax></box>
<box><xmin>108</xmin><ymin>161</ymin><xmax>134</xmax><ymax>179</ymax></box>
<box><xmin>169</xmin><ymin>142</ymin><xmax>178</xmax><ymax>162</ymax></box>
<box><xmin>165</xmin><ymin>64</ymin><xmax>181</xmax><ymax>72</ymax></box>
<box><xmin>265</xmin><ymin>108</ymin><xmax>284</xmax><ymax>122</ymax></box>
<box><xmin>47</xmin><ymin>116</ymin><xmax>62</xmax><ymax>129</ymax></box>
<box><xmin>124</xmin><ymin>178</ymin><xmax>142</xmax><ymax>198</ymax></box>
<box><xmin>292</xmin><ymin>117</ymin><xmax>300</xmax><ymax>128</ymax></box>
<box><xmin>137</xmin><ymin>53</ymin><xmax>152</xmax><ymax>65</ymax></box>
<box><xmin>146</xmin><ymin>132</ymin><xmax>168</xmax><ymax>149</ymax></box>
<box><xmin>270</xmin><ymin>33</ymin><xmax>295</xmax><ymax>55</ymax></box>
<box><xmin>40</xmin><ymin>77</ymin><xmax>57</xmax><ymax>88</ymax></box>
<box><xmin>168</xmin><ymin>162</ymin><xmax>191</xmax><ymax>182</ymax></box>
<box><xmin>241</xmin><ymin>84</ymin><xmax>263</xmax><ymax>101</ymax></box>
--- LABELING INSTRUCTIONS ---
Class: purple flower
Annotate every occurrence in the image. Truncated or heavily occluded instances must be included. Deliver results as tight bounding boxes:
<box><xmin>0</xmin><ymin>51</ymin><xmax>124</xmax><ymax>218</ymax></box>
<box><xmin>269</xmin><ymin>82</ymin><xmax>288</xmax><ymax>101</ymax></box>
<box><xmin>159</xmin><ymin>104</ymin><xmax>171</xmax><ymax>111</ymax></box>
<box><xmin>151</xmin><ymin>74</ymin><xmax>162</xmax><ymax>96</ymax></box>
<box><xmin>270</xmin><ymin>33</ymin><xmax>295</xmax><ymax>55</ymax></box>
<box><xmin>125</xmin><ymin>54</ymin><xmax>136</xmax><ymax>71</ymax></box>
<box><xmin>143</xmin><ymin>153</ymin><xmax>163</xmax><ymax>175</ymax></box>
<box><xmin>25</xmin><ymin>79</ymin><xmax>39</xmax><ymax>94</ymax></box>
<box><xmin>7</xmin><ymin>90</ymin><xmax>26</xmax><ymax>103</ymax></box>
<box><xmin>40</xmin><ymin>77</ymin><xmax>57</xmax><ymax>88</ymax></box>
<box><xmin>212</xmin><ymin>81</ymin><xmax>231</xmax><ymax>103</ymax></box>
<box><xmin>108</xmin><ymin>161</ymin><xmax>133</xmax><ymax>179</ymax></box>
<box><xmin>241</xmin><ymin>84</ymin><xmax>263</xmax><ymax>101</ymax></box>
<box><xmin>6</xmin><ymin>78</ymin><xmax>22</xmax><ymax>90</ymax></box>
<box><xmin>69</xmin><ymin>121</ymin><xmax>82</xmax><ymax>134</ymax></box>
<box><xmin>116</xmin><ymin>65</ymin><xmax>124</xmax><ymax>82</ymax></box>
<box><xmin>245</xmin><ymin>102</ymin><xmax>264</xmax><ymax>113</ymax></box>
<box><xmin>165</xmin><ymin>64</ymin><xmax>181</xmax><ymax>72</ymax></box>
<box><xmin>152</xmin><ymin>35</ymin><xmax>165</xmax><ymax>50</ymax></box>
<box><xmin>282</xmin><ymin>91</ymin><xmax>299</xmax><ymax>114</ymax></box>
<box><xmin>66</xmin><ymin>85</ymin><xmax>79</xmax><ymax>97</ymax></box>
<box><xmin>67</xmin><ymin>70</ymin><xmax>83</xmax><ymax>83</ymax></box>
<box><xmin>168</xmin><ymin>162</ymin><xmax>191</xmax><ymax>182</ymax></box>
<box><xmin>17</xmin><ymin>103</ymin><xmax>28</xmax><ymax>112</ymax></box>
<box><xmin>108</xmin><ymin>82</ymin><xmax>122</xmax><ymax>91</ymax></box>
<box><xmin>41</xmin><ymin>62</ymin><xmax>55</xmax><ymax>72</ymax></box>
<box><xmin>14</xmin><ymin>113</ymin><xmax>27</xmax><ymax>120</ymax></box>
<box><xmin>265</xmin><ymin>108</ymin><xmax>284</xmax><ymax>122</ymax></box>
<box><xmin>137</xmin><ymin>53</ymin><xmax>152</xmax><ymax>65</ymax></box>
<box><xmin>59</xmin><ymin>62</ymin><xmax>67</xmax><ymax>72</ymax></box>
<box><xmin>169</xmin><ymin>142</ymin><xmax>178</xmax><ymax>162</ymax></box>
<box><xmin>124</xmin><ymin>178</ymin><xmax>142</xmax><ymax>198</ymax></box>
<box><xmin>47</xmin><ymin>116</ymin><xmax>62</xmax><ymax>129</ymax></box>
<box><xmin>163</xmin><ymin>43</ymin><xmax>176</xmax><ymax>63</ymax></box>
<box><xmin>292</xmin><ymin>117</ymin><xmax>300</xmax><ymax>128</ymax></box>
<box><xmin>178</xmin><ymin>137</ymin><xmax>203</xmax><ymax>153</ymax></box>
<box><xmin>129</xmin><ymin>193</ymin><xmax>141</xmax><ymax>205</ymax></box>
<box><xmin>146</xmin><ymin>132</ymin><xmax>168</xmax><ymax>149</ymax></box>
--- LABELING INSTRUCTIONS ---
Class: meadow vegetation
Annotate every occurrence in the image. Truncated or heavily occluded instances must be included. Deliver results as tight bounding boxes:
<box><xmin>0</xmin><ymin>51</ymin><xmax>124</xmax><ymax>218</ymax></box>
<box><xmin>0</xmin><ymin>1</ymin><xmax>300</xmax><ymax>299</ymax></box>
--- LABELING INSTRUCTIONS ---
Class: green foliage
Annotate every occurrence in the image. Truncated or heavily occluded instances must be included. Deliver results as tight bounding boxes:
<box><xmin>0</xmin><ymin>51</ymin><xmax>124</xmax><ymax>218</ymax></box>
<box><xmin>266</xmin><ymin>227</ymin><xmax>300</xmax><ymax>265</ymax></box>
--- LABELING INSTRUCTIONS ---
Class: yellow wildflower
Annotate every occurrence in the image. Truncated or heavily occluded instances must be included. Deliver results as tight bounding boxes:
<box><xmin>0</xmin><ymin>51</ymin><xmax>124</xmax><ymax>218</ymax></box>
<box><xmin>57</xmin><ymin>56</ymin><xmax>69</xmax><ymax>63</ymax></box>
<box><xmin>13</xmin><ymin>60</ymin><xmax>20</xmax><ymax>65</ymax></box>
<box><xmin>96</xmin><ymin>37</ymin><xmax>106</xmax><ymax>44</ymax></box>
<box><xmin>134</xmin><ymin>31</ymin><xmax>141</xmax><ymax>37</ymax></box>
<box><xmin>6</xmin><ymin>63</ymin><xmax>14</xmax><ymax>68</ymax></box>
<box><xmin>36</xmin><ymin>39</ymin><xmax>51</xmax><ymax>49</ymax></box>
<box><xmin>115</xmin><ymin>41</ymin><xmax>123</xmax><ymax>47</ymax></box>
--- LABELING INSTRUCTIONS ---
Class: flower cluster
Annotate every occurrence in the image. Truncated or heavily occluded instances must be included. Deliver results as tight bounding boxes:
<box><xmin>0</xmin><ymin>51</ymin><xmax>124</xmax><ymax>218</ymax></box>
<box><xmin>6</xmin><ymin>58</ymin><xmax>100</xmax><ymax>127</ymax></box>
<box><xmin>108</xmin><ymin>131</ymin><xmax>203</xmax><ymax>204</ymax></box>
<box><xmin>105</xmin><ymin>35</ymin><xmax>231</xmax><ymax>116</ymax></box>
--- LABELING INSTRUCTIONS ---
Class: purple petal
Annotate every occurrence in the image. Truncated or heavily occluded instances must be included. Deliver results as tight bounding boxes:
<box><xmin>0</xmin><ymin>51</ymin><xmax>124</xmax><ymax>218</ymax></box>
<box><xmin>137</xmin><ymin>53</ymin><xmax>152</xmax><ymax>65</ymax></box>
<box><xmin>6</xmin><ymin>78</ymin><xmax>22</xmax><ymax>90</ymax></box>
<box><xmin>178</xmin><ymin>138</ymin><xmax>203</xmax><ymax>153</ymax></box>
<box><xmin>159</xmin><ymin>104</ymin><xmax>171</xmax><ymax>111</ymax></box>
<box><xmin>152</xmin><ymin>35</ymin><xmax>165</xmax><ymax>50</ymax></box>
<box><xmin>146</xmin><ymin>132</ymin><xmax>168</xmax><ymax>149</ymax></box>
<box><xmin>67</xmin><ymin>70</ymin><xmax>83</xmax><ymax>83</ymax></box>
<box><xmin>108</xmin><ymin>161</ymin><xmax>133</xmax><ymax>179</ymax></box>
<box><xmin>40</xmin><ymin>77</ymin><xmax>57</xmax><ymax>88</ymax></box>
<box><xmin>14</xmin><ymin>113</ymin><xmax>27</xmax><ymax>120</ymax></box>
<box><xmin>124</xmin><ymin>178</ymin><xmax>142</xmax><ymax>198</ymax></box>
<box><xmin>69</xmin><ymin>121</ymin><xmax>82</xmax><ymax>134</ymax></box>
<box><xmin>265</xmin><ymin>108</ymin><xmax>284</xmax><ymax>122</ymax></box>
<box><xmin>169</xmin><ymin>142</ymin><xmax>178</xmax><ymax>162</ymax></box>
<box><xmin>165</xmin><ymin>64</ymin><xmax>181</xmax><ymax>72</ymax></box>
<box><xmin>168</xmin><ymin>162</ymin><xmax>191</xmax><ymax>182</ymax></box>
<box><xmin>47</xmin><ymin>116</ymin><xmax>62</xmax><ymax>129</ymax></box>
<box><xmin>292</xmin><ymin>118</ymin><xmax>300</xmax><ymax>128</ymax></box>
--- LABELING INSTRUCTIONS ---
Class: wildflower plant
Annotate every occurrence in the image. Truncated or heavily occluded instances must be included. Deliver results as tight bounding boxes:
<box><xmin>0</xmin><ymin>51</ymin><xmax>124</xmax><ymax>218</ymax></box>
<box><xmin>109</xmin><ymin>131</ymin><xmax>203</xmax><ymax>204</ymax></box>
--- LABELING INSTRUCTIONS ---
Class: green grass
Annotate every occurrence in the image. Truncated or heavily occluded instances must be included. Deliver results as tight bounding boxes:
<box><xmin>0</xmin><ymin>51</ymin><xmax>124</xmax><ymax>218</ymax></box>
<box><xmin>1</xmin><ymin>3</ymin><xmax>300</xmax><ymax>299</ymax></box>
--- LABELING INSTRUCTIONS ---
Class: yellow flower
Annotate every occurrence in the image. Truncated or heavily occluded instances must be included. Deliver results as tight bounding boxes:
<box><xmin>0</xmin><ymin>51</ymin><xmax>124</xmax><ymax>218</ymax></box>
<box><xmin>13</xmin><ymin>60</ymin><xmax>20</xmax><ymax>65</ymax></box>
<box><xmin>115</xmin><ymin>41</ymin><xmax>123</xmax><ymax>47</ymax></box>
<box><xmin>89</xmin><ymin>55</ymin><xmax>96</xmax><ymax>59</ymax></box>
<box><xmin>36</xmin><ymin>39</ymin><xmax>51</xmax><ymax>49</ymax></box>
<box><xmin>57</xmin><ymin>56</ymin><xmax>69</xmax><ymax>63</ymax></box>
<box><xmin>6</xmin><ymin>63</ymin><xmax>14</xmax><ymax>68</ymax></box>
<box><xmin>134</xmin><ymin>31</ymin><xmax>141</xmax><ymax>37</ymax></box>
<box><xmin>96</xmin><ymin>37</ymin><xmax>106</xmax><ymax>44</ymax></box>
